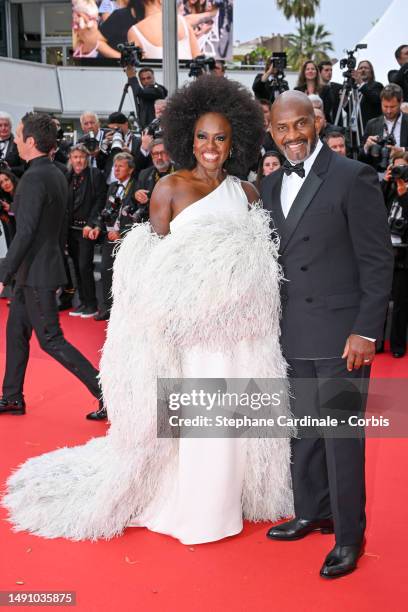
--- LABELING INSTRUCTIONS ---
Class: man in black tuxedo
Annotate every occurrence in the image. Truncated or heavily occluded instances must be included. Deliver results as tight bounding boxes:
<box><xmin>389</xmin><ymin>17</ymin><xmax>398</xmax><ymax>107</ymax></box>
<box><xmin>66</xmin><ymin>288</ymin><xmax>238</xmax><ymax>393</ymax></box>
<box><xmin>388</xmin><ymin>44</ymin><xmax>408</xmax><ymax>103</ymax></box>
<box><xmin>361</xmin><ymin>84</ymin><xmax>408</xmax><ymax>171</ymax></box>
<box><xmin>261</xmin><ymin>91</ymin><xmax>393</xmax><ymax>578</ymax></box>
<box><xmin>0</xmin><ymin>112</ymin><xmax>25</xmax><ymax>176</ymax></box>
<box><xmin>0</xmin><ymin>113</ymin><xmax>103</xmax><ymax>420</ymax></box>
<box><xmin>126</xmin><ymin>67</ymin><xmax>167</xmax><ymax>130</ymax></box>
<box><xmin>318</xmin><ymin>61</ymin><xmax>342</xmax><ymax>124</ymax></box>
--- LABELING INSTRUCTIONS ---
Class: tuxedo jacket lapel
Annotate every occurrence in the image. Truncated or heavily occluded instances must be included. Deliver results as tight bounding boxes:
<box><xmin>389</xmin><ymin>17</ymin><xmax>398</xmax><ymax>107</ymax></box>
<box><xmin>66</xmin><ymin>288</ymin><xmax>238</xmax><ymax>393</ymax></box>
<box><xmin>280</xmin><ymin>144</ymin><xmax>332</xmax><ymax>255</ymax></box>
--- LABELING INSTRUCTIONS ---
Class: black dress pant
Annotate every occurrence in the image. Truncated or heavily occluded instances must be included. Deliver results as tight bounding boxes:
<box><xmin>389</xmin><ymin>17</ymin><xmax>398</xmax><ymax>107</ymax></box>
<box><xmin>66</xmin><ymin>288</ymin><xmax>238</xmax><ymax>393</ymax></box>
<box><xmin>2</xmin><ymin>286</ymin><xmax>100</xmax><ymax>401</ymax></box>
<box><xmin>287</xmin><ymin>357</ymin><xmax>370</xmax><ymax>546</ymax></box>
<box><xmin>67</xmin><ymin>229</ymin><xmax>97</xmax><ymax>309</ymax></box>
<box><xmin>100</xmin><ymin>239</ymin><xmax>116</xmax><ymax>313</ymax></box>
<box><xmin>390</xmin><ymin>267</ymin><xmax>408</xmax><ymax>353</ymax></box>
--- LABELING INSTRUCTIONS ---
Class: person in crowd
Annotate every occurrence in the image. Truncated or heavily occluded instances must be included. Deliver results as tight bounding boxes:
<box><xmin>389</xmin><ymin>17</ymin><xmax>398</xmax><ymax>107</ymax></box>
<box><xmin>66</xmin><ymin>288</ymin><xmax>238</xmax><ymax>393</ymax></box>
<box><xmin>388</xmin><ymin>44</ymin><xmax>408</xmax><ymax>103</ymax></box>
<box><xmin>0</xmin><ymin>112</ymin><xmax>25</xmax><ymax>177</ymax></box>
<box><xmin>96</xmin><ymin>0</ymin><xmax>141</xmax><ymax>59</ymax></box>
<box><xmin>0</xmin><ymin>169</ymin><xmax>18</xmax><ymax>249</ymax></box>
<box><xmin>51</xmin><ymin>117</ymin><xmax>71</xmax><ymax>165</ymax></box>
<box><xmin>213</xmin><ymin>60</ymin><xmax>226</xmax><ymax>77</ymax></box>
<box><xmin>97</xmin><ymin>111</ymin><xmax>142</xmax><ymax>183</ymax></box>
<box><xmin>294</xmin><ymin>60</ymin><xmax>332</xmax><ymax>123</ymax></box>
<box><xmin>252</xmin><ymin>56</ymin><xmax>289</xmax><ymax>103</ymax></box>
<box><xmin>78</xmin><ymin>111</ymin><xmax>105</xmax><ymax>167</ymax></box>
<box><xmin>127</xmin><ymin>0</ymin><xmax>200</xmax><ymax>60</ymax></box>
<box><xmin>254</xmin><ymin>150</ymin><xmax>282</xmax><ymax>190</ymax></box>
<box><xmin>0</xmin><ymin>113</ymin><xmax>102</xmax><ymax>419</ymax></box>
<box><xmin>262</xmin><ymin>90</ymin><xmax>393</xmax><ymax>578</ymax></box>
<box><xmin>66</xmin><ymin>144</ymin><xmax>107</xmax><ymax>319</ymax></box>
<box><xmin>99</xmin><ymin>0</ymin><xmax>128</xmax><ymax>22</ymax></box>
<box><xmin>126</xmin><ymin>66</ymin><xmax>167</xmax><ymax>130</ymax></box>
<box><xmin>325</xmin><ymin>131</ymin><xmax>347</xmax><ymax>157</ymax></box>
<box><xmin>318</xmin><ymin>60</ymin><xmax>342</xmax><ymax>124</ymax></box>
<box><xmin>91</xmin><ymin>152</ymin><xmax>136</xmax><ymax>323</ymax></box>
<box><xmin>380</xmin><ymin>151</ymin><xmax>408</xmax><ymax>357</ymax></box>
<box><xmin>314</xmin><ymin>108</ymin><xmax>327</xmax><ymax>137</ymax></box>
<box><xmin>133</xmin><ymin>138</ymin><xmax>174</xmax><ymax>211</ymax></box>
<box><xmin>361</xmin><ymin>84</ymin><xmax>408</xmax><ymax>172</ymax></box>
<box><xmin>2</xmin><ymin>75</ymin><xmax>293</xmax><ymax>548</ymax></box>
<box><xmin>349</xmin><ymin>60</ymin><xmax>383</xmax><ymax>129</ymax></box>
<box><xmin>401</xmin><ymin>102</ymin><xmax>408</xmax><ymax>114</ymax></box>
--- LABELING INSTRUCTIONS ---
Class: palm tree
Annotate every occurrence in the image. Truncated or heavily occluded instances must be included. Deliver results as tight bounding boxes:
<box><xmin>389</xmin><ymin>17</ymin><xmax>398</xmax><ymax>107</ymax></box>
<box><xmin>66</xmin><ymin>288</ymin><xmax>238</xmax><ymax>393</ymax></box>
<box><xmin>276</xmin><ymin>0</ymin><xmax>321</xmax><ymax>58</ymax></box>
<box><xmin>287</xmin><ymin>22</ymin><xmax>334</xmax><ymax>70</ymax></box>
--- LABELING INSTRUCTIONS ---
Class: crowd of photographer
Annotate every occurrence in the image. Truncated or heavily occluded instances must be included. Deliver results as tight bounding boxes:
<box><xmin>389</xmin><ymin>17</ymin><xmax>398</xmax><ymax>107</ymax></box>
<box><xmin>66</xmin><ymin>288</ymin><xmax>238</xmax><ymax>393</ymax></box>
<box><xmin>2</xmin><ymin>43</ymin><xmax>408</xmax><ymax>354</ymax></box>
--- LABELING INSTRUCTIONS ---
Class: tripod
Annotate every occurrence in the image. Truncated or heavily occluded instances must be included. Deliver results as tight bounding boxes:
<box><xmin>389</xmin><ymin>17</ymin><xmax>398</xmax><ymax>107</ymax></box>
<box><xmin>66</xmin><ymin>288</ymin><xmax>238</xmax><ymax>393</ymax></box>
<box><xmin>117</xmin><ymin>79</ymin><xmax>142</xmax><ymax>136</ymax></box>
<box><xmin>334</xmin><ymin>77</ymin><xmax>364</xmax><ymax>159</ymax></box>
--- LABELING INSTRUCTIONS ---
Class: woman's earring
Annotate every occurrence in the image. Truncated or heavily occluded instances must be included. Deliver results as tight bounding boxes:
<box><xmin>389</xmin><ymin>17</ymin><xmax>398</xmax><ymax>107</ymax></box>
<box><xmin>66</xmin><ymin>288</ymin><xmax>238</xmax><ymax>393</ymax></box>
<box><xmin>229</xmin><ymin>149</ymin><xmax>233</xmax><ymax>159</ymax></box>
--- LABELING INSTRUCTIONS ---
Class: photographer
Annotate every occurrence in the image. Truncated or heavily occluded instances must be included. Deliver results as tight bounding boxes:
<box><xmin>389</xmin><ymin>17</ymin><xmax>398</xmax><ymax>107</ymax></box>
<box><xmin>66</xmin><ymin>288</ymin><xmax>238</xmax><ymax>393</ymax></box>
<box><xmin>0</xmin><ymin>112</ymin><xmax>25</xmax><ymax>177</ymax></box>
<box><xmin>252</xmin><ymin>55</ymin><xmax>289</xmax><ymax>103</ymax></box>
<box><xmin>91</xmin><ymin>152</ymin><xmax>136</xmax><ymax>321</ymax></box>
<box><xmin>126</xmin><ymin>66</ymin><xmax>167</xmax><ymax>129</ymax></box>
<box><xmin>381</xmin><ymin>152</ymin><xmax>408</xmax><ymax>357</ymax></box>
<box><xmin>66</xmin><ymin>144</ymin><xmax>107</xmax><ymax>319</ymax></box>
<box><xmin>350</xmin><ymin>60</ymin><xmax>383</xmax><ymax>129</ymax></box>
<box><xmin>134</xmin><ymin>138</ymin><xmax>174</xmax><ymax>210</ymax></box>
<box><xmin>388</xmin><ymin>45</ymin><xmax>408</xmax><ymax>103</ymax></box>
<box><xmin>318</xmin><ymin>60</ymin><xmax>342</xmax><ymax>123</ymax></box>
<box><xmin>360</xmin><ymin>84</ymin><xmax>408</xmax><ymax>173</ymax></box>
<box><xmin>97</xmin><ymin>111</ymin><xmax>141</xmax><ymax>183</ymax></box>
<box><xmin>0</xmin><ymin>169</ymin><xmax>18</xmax><ymax>249</ymax></box>
<box><xmin>78</xmin><ymin>112</ymin><xmax>105</xmax><ymax>167</ymax></box>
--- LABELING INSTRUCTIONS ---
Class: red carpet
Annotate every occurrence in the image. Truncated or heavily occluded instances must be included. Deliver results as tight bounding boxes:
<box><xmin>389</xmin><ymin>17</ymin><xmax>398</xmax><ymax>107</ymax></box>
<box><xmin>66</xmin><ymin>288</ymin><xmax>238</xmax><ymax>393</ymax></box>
<box><xmin>0</xmin><ymin>299</ymin><xmax>407</xmax><ymax>611</ymax></box>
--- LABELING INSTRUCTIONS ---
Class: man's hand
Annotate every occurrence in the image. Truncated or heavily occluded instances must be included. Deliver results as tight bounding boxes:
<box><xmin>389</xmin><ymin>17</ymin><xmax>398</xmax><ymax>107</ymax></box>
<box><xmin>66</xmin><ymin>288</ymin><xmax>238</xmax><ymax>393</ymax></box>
<box><xmin>342</xmin><ymin>334</ymin><xmax>375</xmax><ymax>371</ymax></box>
<box><xmin>389</xmin><ymin>145</ymin><xmax>405</xmax><ymax>158</ymax></box>
<box><xmin>88</xmin><ymin>228</ymin><xmax>101</xmax><ymax>240</ymax></box>
<box><xmin>107</xmin><ymin>230</ymin><xmax>120</xmax><ymax>242</ymax></box>
<box><xmin>141</xmin><ymin>132</ymin><xmax>153</xmax><ymax>152</ymax></box>
<box><xmin>261</xmin><ymin>64</ymin><xmax>274</xmax><ymax>82</ymax></box>
<box><xmin>364</xmin><ymin>134</ymin><xmax>379</xmax><ymax>154</ymax></box>
<box><xmin>383</xmin><ymin>164</ymin><xmax>393</xmax><ymax>182</ymax></box>
<box><xmin>0</xmin><ymin>200</ymin><xmax>10</xmax><ymax>212</ymax></box>
<box><xmin>82</xmin><ymin>225</ymin><xmax>92</xmax><ymax>239</ymax></box>
<box><xmin>135</xmin><ymin>189</ymin><xmax>149</xmax><ymax>204</ymax></box>
<box><xmin>396</xmin><ymin>178</ymin><xmax>408</xmax><ymax>196</ymax></box>
<box><xmin>351</xmin><ymin>69</ymin><xmax>363</xmax><ymax>85</ymax></box>
<box><xmin>126</xmin><ymin>66</ymin><xmax>137</xmax><ymax>79</ymax></box>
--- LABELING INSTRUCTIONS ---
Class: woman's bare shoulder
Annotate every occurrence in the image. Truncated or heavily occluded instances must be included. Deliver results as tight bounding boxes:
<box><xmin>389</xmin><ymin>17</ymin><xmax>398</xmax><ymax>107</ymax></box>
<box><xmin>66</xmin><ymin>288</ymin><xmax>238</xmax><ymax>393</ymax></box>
<box><xmin>240</xmin><ymin>180</ymin><xmax>260</xmax><ymax>204</ymax></box>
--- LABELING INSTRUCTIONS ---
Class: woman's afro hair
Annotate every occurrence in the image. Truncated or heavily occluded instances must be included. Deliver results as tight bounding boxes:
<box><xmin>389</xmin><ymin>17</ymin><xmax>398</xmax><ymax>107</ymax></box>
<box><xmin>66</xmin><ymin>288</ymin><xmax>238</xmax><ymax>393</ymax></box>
<box><xmin>161</xmin><ymin>74</ymin><xmax>265</xmax><ymax>176</ymax></box>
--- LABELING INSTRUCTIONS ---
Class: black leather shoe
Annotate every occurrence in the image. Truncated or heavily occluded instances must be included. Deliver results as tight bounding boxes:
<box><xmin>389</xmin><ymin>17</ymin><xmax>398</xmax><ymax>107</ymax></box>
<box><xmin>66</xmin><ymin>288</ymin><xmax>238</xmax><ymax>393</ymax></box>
<box><xmin>320</xmin><ymin>543</ymin><xmax>364</xmax><ymax>578</ymax></box>
<box><xmin>392</xmin><ymin>351</ymin><xmax>405</xmax><ymax>358</ymax></box>
<box><xmin>0</xmin><ymin>397</ymin><xmax>26</xmax><ymax>415</ymax></box>
<box><xmin>86</xmin><ymin>403</ymin><xmax>108</xmax><ymax>421</ymax></box>
<box><xmin>94</xmin><ymin>310</ymin><xmax>110</xmax><ymax>321</ymax></box>
<box><xmin>266</xmin><ymin>517</ymin><xmax>334</xmax><ymax>541</ymax></box>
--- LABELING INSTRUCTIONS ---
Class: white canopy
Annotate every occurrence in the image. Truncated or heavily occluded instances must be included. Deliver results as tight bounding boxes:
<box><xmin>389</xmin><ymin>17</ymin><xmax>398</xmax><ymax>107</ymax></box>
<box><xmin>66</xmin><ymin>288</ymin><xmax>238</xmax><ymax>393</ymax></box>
<box><xmin>332</xmin><ymin>0</ymin><xmax>408</xmax><ymax>85</ymax></box>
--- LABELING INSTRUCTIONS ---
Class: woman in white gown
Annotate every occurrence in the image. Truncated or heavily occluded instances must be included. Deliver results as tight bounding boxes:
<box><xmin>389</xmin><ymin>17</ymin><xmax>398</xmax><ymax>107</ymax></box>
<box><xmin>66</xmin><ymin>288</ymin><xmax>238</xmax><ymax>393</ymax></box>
<box><xmin>2</xmin><ymin>75</ymin><xmax>293</xmax><ymax>544</ymax></box>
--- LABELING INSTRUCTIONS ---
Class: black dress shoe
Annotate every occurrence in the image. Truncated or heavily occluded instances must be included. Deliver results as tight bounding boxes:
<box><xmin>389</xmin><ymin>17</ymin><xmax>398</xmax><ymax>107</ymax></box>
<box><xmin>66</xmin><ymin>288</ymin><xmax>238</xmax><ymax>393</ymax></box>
<box><xmin>320</xmin><ymin>544</ymin><xmax>363</xmax><ymax>578</ymax></box>
<box><xmin>0</xmin><ymin>397</ymin><xmax>26</xmax><ymax>415</ymax></box>
<box><xmin>86</xmin><ymin>403</ymin><xmax>108</xmax><ymax>421</ymax></box>
<box><xmin>94</xmin><ymin>310</ymin><xmax>110</xmax><ymax>321</ymax></box>
<box><xmin>266</xmin><ymin>517</ymin><xmax>334</xmax><ymax>541</ymax></box>
<box><xmin>392</xmin><ymin>351</ymin><xmax>405</xmax><ymax>358</ymax></box>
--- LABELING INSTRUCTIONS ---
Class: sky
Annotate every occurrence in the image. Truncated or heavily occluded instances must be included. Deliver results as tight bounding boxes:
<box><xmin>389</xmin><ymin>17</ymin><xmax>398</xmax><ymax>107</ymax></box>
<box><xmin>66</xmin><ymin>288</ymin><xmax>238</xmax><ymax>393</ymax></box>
<box><xmin>234</xmin><ymin>0</ymin><xmax>392</xmax><ymax>58</ymax></box>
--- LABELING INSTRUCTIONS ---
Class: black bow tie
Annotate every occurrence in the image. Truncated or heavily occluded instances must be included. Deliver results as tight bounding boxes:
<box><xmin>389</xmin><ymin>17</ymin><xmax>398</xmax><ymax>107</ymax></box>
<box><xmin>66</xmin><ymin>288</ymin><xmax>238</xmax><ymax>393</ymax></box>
<box><xmin>282</xmin><ymin>159</ymin><xmax>305</xmax><ymax>179</ymax></box>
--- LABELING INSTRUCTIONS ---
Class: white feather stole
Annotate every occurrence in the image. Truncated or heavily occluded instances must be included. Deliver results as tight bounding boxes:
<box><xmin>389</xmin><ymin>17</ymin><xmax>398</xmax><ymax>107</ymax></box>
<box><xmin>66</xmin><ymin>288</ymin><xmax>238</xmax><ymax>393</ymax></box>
<box><xmin>2</xmin><ymin>206</ymin><xmax>293</xmax><ymax>540</ymax></box>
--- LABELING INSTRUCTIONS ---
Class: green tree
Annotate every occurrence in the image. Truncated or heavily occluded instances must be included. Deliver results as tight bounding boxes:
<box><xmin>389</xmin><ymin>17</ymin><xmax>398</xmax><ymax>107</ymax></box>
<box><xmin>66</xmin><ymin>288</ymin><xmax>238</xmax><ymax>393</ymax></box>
<box><xmin>276</xmin><ymin>0</ymin><xmax>321</xmax><ymax>36</ymax></box>
<box><xmin>287</xmin><ymin>22</ymin><xmax>334</xmax><ymax>70</ymax></box>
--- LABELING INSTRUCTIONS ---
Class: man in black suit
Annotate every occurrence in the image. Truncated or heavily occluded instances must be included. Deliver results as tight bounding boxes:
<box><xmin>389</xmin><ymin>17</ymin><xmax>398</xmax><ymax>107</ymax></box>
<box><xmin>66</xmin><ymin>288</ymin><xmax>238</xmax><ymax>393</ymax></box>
<box><xmin>388</xmin><ymin>44</ymin><xmax>408</xmax><ymax>103</ymax></box>
<box><xmin>90</xmin><ymin>152</ymin><xmax>136</xmax><ymax>322</ymax></box>
<box><xmin>261</xmin><ymin>91</ymin><xmax>393</xmax><ymax>578</ymax></box>
<box><xmin>126</xmin><ymin>67</ymin><xmax>167</xmax><ymax>130</ymax></box>
<box><xmin>0</xmin><ymin>112</ymin><xmax>25</xmax><ymax>176</ymax></box>
<box><xmin>0</xmin><ymin>113</ymin><xmax>104</xmax><ymax>420</ymax></box>
<box><xmin>133</xmin><ymin>138</ymin><xmax>174</xmax><ymax>211</ymax></box>
<box><xmin>351</xmin><ymin>61</ymin><xmax>383</xmax><ymax>129</ymax></box>
<box><xmin>361</xmin><ymin>84</ymin><xmax>408</xmax><ymax>171</ymax></box>
<box><xmin>318</xmin><ymin>61</ymin><xmax>343</xmax><ymax>124</ymax></box>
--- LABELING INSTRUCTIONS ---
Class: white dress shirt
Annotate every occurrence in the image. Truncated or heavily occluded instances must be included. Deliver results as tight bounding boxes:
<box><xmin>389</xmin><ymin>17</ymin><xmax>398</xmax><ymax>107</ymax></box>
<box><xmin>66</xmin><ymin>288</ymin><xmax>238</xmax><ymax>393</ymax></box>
<box><xmin>281</xmin><ymin>139</ymin><xmax>323</xmax><ymax>218</ymax></box>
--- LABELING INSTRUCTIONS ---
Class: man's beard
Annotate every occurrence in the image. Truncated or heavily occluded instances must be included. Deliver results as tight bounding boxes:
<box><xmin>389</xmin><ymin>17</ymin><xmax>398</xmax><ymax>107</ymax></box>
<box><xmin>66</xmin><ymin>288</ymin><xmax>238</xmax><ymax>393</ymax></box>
<box><xmin>283</xmin><ymin>134</ymin><xmax>318</xmax><ymax>163</ymax></box>
<box><xmin>155</xmin><ymin>161</ymin><xmax>170</xmax><ymax>173</ymax></box>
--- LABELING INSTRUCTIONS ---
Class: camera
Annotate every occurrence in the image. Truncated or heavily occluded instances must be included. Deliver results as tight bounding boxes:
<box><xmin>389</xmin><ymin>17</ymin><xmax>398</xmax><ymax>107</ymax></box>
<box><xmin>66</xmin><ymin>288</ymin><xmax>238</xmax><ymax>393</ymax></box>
<box><xmin>80</xmin><ymin>130</ymin><xmax>99</xmax><ymax>154</ymax></box>
<box><xmin>101</xmin><ymin>194</ymin><xmax>122</xmax><ymax>224</ymax></box>
<box><xmin>389</xmin><ymin>210</ymin><xmax>408</xmax><ymax>238</ymax></box>
<box><xmin>370</xmin><ymin>134</ymin><xmax>395</xmax><ymax>171</ymax></box>
<box><xmin>146</xmin><ymin>117</ymin><xmax>162</xmax><ymax>138</ymax></box>
<box><xmin>188</xmin><ymin>55</ymin><xmax>216</xmax><ymax>78</ymax></box>
<box><xmin>269</xmin><ymin>52</ymin><xmax>287</xmax><ymax>74</ymax></box>
<box><xmin>122</xmin><ymin>201</ymin><xmax>149</xmax><ymax>223</ymax></box>
<box><xmin>339</xmin><ymin>44</ymin><xmax>367</xmax><ymax>81</ymax></box>
<box><xmin>110</xmin><ymin>128</ymin><xmax>124</xmax><ymax>153</ymax></box>
<box><xmin>391</xmin><ymin>165</ymin><xmax>408</xmax><ymax>181</ymax></box>
<box><xmin>0</xmin><ymin>159</ymin><xmax>10</xmax><ymax>172</ymax></box>
<box><xmin>117</xmin><ymin>43</ymin><xmax>143</xmax><ymax>68</ymax></box>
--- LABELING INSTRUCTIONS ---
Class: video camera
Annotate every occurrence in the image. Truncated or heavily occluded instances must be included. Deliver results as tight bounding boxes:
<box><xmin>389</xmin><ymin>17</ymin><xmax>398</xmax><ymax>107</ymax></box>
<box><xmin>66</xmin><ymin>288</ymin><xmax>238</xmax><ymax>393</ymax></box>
<box><xmin>188</xmin><ymin>55</ymin><xmax>216</xmax><ymax>78</ymax></box>
<box><xmin>339</xmin><ymin>44</ymin><xmax>367</xmax><ymax>81</ymax></box>
<box><xmin>268</xmin><ymin>52</ymin><xmax>287</xmax><ymax>75</ymax></box>
<box><xmin>117</xmin><ymin>43</ymin><xmax>143</xmax><ymax>69</ymax></box>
